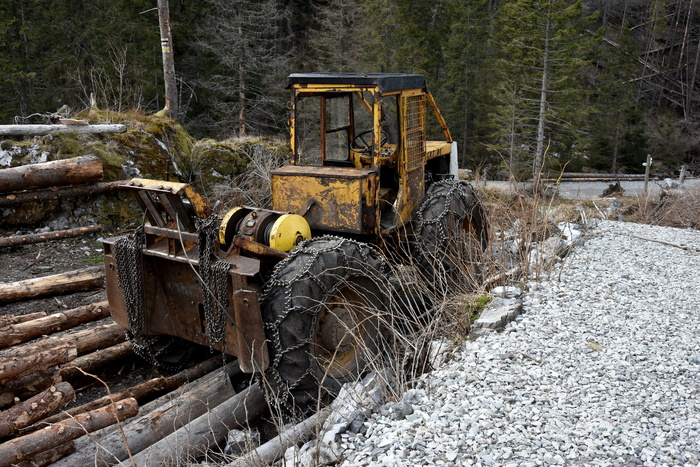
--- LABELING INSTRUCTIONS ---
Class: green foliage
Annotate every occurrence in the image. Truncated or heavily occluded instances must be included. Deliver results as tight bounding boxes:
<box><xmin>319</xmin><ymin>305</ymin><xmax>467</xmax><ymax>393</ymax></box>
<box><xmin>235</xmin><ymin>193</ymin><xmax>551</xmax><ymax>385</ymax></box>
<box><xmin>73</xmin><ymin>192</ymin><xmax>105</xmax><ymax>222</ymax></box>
<box><xmin>1</xmin><ymin>0</ymin><xmax>699</xmax><ymax>176</ymax></box>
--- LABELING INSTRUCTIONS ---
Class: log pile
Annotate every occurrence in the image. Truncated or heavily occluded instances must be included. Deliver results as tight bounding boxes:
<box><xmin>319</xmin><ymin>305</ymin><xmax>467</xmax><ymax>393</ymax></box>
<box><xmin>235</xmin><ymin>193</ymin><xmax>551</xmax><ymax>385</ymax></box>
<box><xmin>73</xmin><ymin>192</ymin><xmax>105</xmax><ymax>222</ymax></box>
<box><xmin>0</xmin><ymin>154</ymin><xmax>291</xmax><ymax>466</ymax></box>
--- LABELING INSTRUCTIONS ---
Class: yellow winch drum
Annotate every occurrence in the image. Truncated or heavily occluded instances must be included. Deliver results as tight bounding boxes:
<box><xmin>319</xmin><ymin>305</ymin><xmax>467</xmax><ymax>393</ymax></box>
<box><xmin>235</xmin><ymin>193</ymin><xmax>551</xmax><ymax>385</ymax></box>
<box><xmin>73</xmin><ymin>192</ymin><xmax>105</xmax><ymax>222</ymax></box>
<box><xmin>219</xmin><ymin>207</ymin><xmax>311</xmax><ymax>252</ymax></box>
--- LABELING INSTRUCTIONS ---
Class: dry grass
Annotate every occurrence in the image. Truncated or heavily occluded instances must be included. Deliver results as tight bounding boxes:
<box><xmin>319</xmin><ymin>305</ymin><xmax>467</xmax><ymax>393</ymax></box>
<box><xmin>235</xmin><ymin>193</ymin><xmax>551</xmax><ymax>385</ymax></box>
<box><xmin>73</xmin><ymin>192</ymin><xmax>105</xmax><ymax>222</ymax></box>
<box><xmin>625</xmin><ymin>185</ymin><xmax>700</xmax><ymax>229</ymax></box>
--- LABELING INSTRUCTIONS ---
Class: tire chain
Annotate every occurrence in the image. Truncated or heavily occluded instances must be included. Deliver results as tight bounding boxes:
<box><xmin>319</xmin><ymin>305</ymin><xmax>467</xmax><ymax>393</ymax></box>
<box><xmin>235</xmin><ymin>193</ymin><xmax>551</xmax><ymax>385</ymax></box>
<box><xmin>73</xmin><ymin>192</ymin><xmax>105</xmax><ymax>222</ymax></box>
<box><xmin>260</xmin><ymin>236</ymin><xmax>387</xmax><ymax>410</ymax></box>
<box><xmin>414</xmin><ymin>180</ymin><xmax>487</xmax><ymax>275</ymax></box>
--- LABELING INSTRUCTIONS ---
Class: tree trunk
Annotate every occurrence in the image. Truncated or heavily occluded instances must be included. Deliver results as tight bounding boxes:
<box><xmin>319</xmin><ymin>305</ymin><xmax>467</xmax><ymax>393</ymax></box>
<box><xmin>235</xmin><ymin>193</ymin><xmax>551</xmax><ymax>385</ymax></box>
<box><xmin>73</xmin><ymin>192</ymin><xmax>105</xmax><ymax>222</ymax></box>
<box><xmin>0</xmin><ymin>382</ymin><xmax>75</xmax><ymax>438</ymax></box>
<box><xmin>0</xmin><ymin>181</ymin><xmax>124</xmax><ymax>208</ymax></box>
<box><xmin>128</xmin><ymin>383</ymin><xmax>266</xmax><ymax>467</ymax></box>
<box><xmin>0</xmin><ymin>266</ymin><xmax>104</xmax><ymax>305</ymax></box>
<box><xmin>534</xmin><ymin>1</ymin><xmax>552</xmax><ymax>186</ymax></box>
<box><xmin>57</xmin><ymin>341</ymin><xmax>134</xmax><ymax>381</ymax></box>
<box><xmin>0</xmin><ymin>312</ymin><xmax>46</xmax><ymax>327</ymax></box>
<box><xmin>0</xmin><ymin>321</ymin><xmax>125</xmax><ymax>361</ymax></box>
<box><xmin>0</xmin><ymin>226</ymin><xmax>102</xmax><ymax>248</ymax></box>
<box><xmin>0</xmin><ymin>124</ymin><xmax>126</xmax><ymax>137</ymax></box>
<box><xmin>0</xmin><ymin>155</ymin><xmax>103</xmax><ymax>193</ymax></box>
<box><xmin>53</xmin><ymin>371</ymin><xmax>236</xmax><ymax>466</ymax></box>
<box><xmin>0</xmin><ymin>398</ymin><xmax>138</xmax><ymax>466</ymax></box>
<box><xmin>158</xmin><ymin>0</ymin><xmax>178</xmax><ymax>119</ymax></box>
<box><xmin>0</xmin><ymin>345</ymin><xmax>77</xmax><ymax>384</ymax></box>
<box><xmin>0</xmin><ymin>301</ymin><xmax>110</xmax><ymax>349</ymax></box>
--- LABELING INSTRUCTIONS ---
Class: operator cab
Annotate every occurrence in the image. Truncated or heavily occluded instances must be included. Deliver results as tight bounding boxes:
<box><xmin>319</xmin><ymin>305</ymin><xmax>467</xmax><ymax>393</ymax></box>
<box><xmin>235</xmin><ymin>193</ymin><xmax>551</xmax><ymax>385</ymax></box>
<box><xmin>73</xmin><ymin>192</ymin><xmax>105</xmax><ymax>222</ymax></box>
<box><xmin>272</xmin><ymin>73</ymin><xmax>456</xmax><ymax>239</ymax></box>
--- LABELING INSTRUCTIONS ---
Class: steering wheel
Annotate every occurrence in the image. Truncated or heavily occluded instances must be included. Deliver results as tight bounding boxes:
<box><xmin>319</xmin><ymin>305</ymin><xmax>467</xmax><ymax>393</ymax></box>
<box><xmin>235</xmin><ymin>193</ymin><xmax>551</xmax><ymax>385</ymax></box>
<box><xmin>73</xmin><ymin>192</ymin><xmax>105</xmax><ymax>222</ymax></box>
<box><xmin>350</xmin><ymin>130</ymin><xmax>388</xmax><ymax>155</ymax></box>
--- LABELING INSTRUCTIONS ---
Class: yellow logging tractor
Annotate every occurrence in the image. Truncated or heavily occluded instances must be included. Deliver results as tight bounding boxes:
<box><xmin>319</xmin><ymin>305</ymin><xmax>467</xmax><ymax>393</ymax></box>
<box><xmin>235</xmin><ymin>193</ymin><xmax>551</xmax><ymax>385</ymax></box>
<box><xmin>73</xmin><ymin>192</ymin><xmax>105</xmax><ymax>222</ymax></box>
<box><xmin>104</xmin><ymin>73</ymin><xmax>489</xmax><ymax>410</ymax></box>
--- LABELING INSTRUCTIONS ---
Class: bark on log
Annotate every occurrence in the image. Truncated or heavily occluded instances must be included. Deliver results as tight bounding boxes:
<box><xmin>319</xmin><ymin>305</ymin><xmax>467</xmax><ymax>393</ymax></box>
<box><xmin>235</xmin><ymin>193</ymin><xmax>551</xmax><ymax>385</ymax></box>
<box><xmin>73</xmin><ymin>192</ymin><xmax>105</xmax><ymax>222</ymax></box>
<box><xmin>0</xmin><ymin>372</ymin><xmax>57</xmax><ymax>409</ymax></box>
<box><xmin>13</xmin><ymin>441</ymin><xmax>76</xmax><ymax>467</ymax></box>
<box><xmin>0</xmin><ymin>155</ymin><xmax>103</xmax><ymax>193</ymax></box>
<box><xmin>0</xmin><ymin>124</ymin><xmax>126</xmax><ymax>137</ymax></box>
<box><xmin>0</xmin><ymin>312</ymin><xmax>46</xmax><ymax>327</ymax></box>
<box><xmin>0</xmin><ymin>321</ymin><xmax>125</xmax><ymax>360</ymax></box>
<box><xmin>0</xmin><ymin>382</ymin><xmax>75</xmax><ymax>438</ymax></box>
<box><xmin>54</xmin><ymin>370</ymin><xmax>236</xmax><ymax>466</ymax></box>
<box><xmin>39</xmin><ymin>355</ymin><xmax>223</xmax><ymax>425</ymax></box>
<box><xmin>0</xmin><ymin>397</ymin><xmax>137</xmax><ymax>466</ymax></box>
<box><xmin>0</xmin><ymin>301</ymin><xmax>110</xmax><ymax>349</ymax></box>
<box><xmin>0</xmin><ymin>345</ymin><xmax>77</xmax><ymax>384</ymax></box>
<box><xmin>128</xmin><ymin>383</ymin><xmax>266</xmax><ymax>467</ymax></box>
<box><xmin>0</xmin><ymin>266</ymin><xmax>104</xmax><ymax>304</ymax></box>
<box><xmin>0</xmin><ymin>226</ymin><xmax>102</xmax><ymax>248</ymax></box>
<box><xmin>227</xmin><ymin>408</ymin><xmax>332</xmax><ymax>467</ymax></box>
<box><xmin>57</xmin><ymin>340</ymin><xmax>134</xmax><ymax>380</ymax></box>
<box><xmin>0</xmin><ymin>181</ymin><xmax>124</xmax><ymax>208</ymax></box>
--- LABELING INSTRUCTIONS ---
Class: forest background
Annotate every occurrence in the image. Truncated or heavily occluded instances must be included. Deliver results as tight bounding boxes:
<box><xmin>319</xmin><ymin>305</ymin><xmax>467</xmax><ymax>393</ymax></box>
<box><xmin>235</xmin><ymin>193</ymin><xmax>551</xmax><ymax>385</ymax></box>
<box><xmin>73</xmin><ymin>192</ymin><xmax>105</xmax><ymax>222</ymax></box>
<box><xmin>2</xmin><ymin>0</ymin><xmax>699</xmax><ymax>180</ymax></box>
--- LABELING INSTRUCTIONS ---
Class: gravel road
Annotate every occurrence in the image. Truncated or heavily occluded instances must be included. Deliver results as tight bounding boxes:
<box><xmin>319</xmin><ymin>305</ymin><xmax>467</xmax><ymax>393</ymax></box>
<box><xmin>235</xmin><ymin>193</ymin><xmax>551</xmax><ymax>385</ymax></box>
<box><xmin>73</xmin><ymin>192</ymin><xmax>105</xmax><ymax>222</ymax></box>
<box><xmin>481</xmin><ymin>178</ymin><xmax>700</xmax><ymax>200</ymax></box>
<box><xmin>338</xmin><ymin>220</ymin><xmax>700</xmax><ymax>466</ymax></box>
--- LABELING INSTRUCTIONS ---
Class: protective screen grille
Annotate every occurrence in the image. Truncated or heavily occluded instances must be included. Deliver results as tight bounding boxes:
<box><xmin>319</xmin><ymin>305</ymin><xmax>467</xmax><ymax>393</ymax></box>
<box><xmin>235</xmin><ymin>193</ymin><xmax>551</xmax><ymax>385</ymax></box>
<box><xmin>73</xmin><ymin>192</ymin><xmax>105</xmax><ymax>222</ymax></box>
<box><xmin>404</xmin><ymin>94</ymin><xmax>426</xmax><ymax>170</ymax></box>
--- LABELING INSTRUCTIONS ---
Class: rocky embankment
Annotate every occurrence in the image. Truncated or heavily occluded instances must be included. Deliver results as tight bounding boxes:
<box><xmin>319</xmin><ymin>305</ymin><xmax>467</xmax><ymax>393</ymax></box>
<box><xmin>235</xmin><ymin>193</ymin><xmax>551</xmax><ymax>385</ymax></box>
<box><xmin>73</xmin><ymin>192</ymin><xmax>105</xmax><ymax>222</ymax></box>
<box><xmin>336</xmin><ymin>220</ymin><xmax>700</xmax><ymax>466</ymax></box>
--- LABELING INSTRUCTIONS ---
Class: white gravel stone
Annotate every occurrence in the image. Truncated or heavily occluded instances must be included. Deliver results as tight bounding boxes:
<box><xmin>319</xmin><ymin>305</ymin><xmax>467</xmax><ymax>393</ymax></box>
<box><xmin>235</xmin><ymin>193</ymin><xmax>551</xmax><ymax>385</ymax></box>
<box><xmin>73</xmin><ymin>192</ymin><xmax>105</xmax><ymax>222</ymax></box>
<box><xmin>338</xmin><ymin>221</ymin><xmax>700</xmax><ymax>467</ymax></box>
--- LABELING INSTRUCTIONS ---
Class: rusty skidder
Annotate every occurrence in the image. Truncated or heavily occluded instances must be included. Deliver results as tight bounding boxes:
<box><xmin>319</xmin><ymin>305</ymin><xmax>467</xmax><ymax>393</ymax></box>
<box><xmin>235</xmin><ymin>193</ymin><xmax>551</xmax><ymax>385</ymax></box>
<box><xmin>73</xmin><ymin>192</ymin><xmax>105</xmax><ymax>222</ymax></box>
<box><xmin>104</xmin><ymin>73</ymin><xmax>489</xmax><ymax>413</ymax></box>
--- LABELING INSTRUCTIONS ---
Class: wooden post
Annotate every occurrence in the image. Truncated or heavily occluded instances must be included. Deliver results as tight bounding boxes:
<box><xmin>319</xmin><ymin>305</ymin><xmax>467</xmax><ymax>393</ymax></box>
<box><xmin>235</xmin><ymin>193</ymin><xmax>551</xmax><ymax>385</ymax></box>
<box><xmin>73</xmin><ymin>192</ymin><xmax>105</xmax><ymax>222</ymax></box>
<box><xmin>158</xmin><ymin>0</ymin><xmax>178</xmax><ymax>119</ymax></box>
<box><xmin>679</xmin><ymin>164</ymin><xmax>687</xmax><ymax>184</ymax></box>
<box><xmin>643</xmin><ymin>154</ymin><xmax>652</xmax><ymax>195</ymax></box>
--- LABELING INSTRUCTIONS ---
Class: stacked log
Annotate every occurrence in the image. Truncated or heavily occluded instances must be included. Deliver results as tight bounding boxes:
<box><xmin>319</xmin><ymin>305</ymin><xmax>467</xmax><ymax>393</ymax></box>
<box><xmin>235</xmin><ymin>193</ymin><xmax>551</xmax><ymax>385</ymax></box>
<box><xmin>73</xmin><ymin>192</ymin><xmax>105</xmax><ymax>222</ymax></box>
<box><xmin>0</xmin><ymin>300</ymin><xmax>110</xmax><ymax>348</ymax></box>
<box><xmin>0</xmin><ymin>266</ymin><xmax>105</xmax><ymax>305</ymax></box>
<box><xmin>53</xmin><ymin>363</ymin><xmax>240</xmax><ymax>466</ymax></box>
<box><xmin>0</xmin><ymin>398</ymin><xmax>138</xmax><ymax>466</ymax></box>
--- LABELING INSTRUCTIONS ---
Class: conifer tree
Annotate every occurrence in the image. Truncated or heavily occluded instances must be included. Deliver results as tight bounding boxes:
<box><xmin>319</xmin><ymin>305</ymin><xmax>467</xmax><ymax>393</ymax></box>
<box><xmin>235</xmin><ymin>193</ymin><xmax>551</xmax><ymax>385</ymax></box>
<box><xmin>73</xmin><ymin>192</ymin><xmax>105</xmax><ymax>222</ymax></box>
<box><xmin>489</xmin><ymin>0</ymin><xmax>597</xmax><ymax>181</ymax></box>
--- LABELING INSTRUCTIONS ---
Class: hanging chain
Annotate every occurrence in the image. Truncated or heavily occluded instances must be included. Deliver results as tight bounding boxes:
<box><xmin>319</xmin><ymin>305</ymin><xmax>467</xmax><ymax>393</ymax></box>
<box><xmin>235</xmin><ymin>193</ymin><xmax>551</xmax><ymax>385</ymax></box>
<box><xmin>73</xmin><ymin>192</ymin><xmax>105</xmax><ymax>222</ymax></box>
<box><xmin>196</xmin><ymin>216</ymin><xmax>230</xmax><ymax>347</ymax></box>
<box><xmin>113</xmin><ymin>226</ymin><xmax>146</xmax><ymax>334</ymax></box>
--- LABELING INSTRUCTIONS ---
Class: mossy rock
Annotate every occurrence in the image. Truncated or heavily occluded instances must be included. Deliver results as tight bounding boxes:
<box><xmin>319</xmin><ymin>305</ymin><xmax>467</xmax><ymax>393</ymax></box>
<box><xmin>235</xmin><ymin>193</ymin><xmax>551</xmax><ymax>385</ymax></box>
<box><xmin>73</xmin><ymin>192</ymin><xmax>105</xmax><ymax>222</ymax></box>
<box><xmin>186</xmin><ymin>139</ymin><xmax>247</xmax><ymax>193</ymax></box>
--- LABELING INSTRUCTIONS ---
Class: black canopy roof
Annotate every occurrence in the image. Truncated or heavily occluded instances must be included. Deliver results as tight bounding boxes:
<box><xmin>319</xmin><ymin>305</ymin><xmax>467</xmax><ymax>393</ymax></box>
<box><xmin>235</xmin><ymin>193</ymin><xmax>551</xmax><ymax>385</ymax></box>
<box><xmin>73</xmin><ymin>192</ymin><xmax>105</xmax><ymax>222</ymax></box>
<box><xmin>287</xmin><ymin>73</ymin><xmax>427</xmax><ymax>93</ymax></box>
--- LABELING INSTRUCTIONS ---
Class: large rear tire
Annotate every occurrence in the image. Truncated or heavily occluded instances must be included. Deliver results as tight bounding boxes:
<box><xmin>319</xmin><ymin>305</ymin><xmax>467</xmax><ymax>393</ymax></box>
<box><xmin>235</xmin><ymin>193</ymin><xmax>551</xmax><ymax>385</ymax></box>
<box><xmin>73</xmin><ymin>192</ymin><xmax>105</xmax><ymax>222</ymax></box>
<box><xmin>261</xmin><ymin>236</ymin><xmax>389</xmax><ymax>415</ymax></box>
<box><xmin>413</xmin><ymin>179</ymin><xmax>489</xmax><ymax>293</ymax></box>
